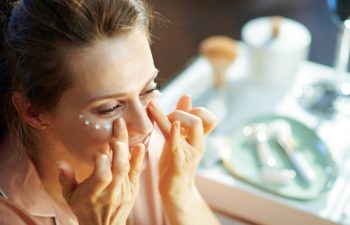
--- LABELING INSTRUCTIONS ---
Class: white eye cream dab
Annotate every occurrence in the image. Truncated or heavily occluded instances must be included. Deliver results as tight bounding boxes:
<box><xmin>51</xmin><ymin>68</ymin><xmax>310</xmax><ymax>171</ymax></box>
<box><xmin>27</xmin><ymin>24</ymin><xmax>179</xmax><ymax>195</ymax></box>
<box><xmin>79</xmin><ymin>113</ymin><xmax>114</xmax><ymax>134</ymax></box>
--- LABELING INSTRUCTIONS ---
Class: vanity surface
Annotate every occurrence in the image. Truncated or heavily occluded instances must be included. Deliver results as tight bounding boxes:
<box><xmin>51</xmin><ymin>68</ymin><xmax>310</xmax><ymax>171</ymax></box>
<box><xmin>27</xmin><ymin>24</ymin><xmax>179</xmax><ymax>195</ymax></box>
<box><xmin>160</xmin><ymin>44</ymin><xmax>350</xmax><ymax>225</ymax></box>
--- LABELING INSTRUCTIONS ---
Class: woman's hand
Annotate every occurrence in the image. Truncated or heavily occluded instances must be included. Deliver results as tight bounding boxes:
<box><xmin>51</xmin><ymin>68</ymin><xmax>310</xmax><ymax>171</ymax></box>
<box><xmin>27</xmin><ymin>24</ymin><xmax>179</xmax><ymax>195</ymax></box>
<box><xmin>57</xmin><ymin>118</ymin><xmax>145</xmax><ymax>225</ymax></box>
<box><xmin>147</xmin><ymin>95</ymin><xmax>217</xmax><ymax>204</ymax></box>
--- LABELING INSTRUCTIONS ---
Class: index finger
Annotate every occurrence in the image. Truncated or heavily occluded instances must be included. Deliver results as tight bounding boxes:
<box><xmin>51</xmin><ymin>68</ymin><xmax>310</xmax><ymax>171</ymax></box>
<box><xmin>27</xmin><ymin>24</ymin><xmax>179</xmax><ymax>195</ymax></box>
<box><xmin>147</xmin><ymin>100</ymin><xmax>171</xmax><ymax>139</ymax></box>
<box><xmin>176</xmin><ymin>95</ymin><xmax>192</xmax><ymax>111</ymax></box>
<box><xmin>109</xmin><ymin>118</ymin><xmax>129</xmax><ymax>153</ymax></box>
<box><xmin>112</xmin><ymin>118</ymin><xmax>128</xmax><ymax>143</ymax></box>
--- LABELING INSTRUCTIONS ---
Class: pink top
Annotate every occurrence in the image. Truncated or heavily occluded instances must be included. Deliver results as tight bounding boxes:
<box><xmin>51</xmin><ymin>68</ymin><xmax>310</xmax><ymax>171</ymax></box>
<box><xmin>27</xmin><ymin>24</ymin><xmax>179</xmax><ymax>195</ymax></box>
<box><xmin>0</xmin><ymin>128</ymin><xmax>167</xmax><ymax>225</ymax></box>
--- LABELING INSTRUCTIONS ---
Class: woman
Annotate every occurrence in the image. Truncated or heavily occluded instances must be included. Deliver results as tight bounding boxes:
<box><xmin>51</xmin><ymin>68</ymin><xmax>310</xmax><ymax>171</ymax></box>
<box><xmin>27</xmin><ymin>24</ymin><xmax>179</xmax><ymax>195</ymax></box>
<box><xmin>0</xmin><ymin>0</ymin><xmax>220</xmax><ymax>225</ymax></box>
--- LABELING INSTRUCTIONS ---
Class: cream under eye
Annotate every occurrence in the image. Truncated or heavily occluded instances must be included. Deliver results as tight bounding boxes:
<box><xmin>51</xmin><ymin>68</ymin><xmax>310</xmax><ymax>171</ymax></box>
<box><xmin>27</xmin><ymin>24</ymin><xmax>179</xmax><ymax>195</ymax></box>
<box><xmin>78</xmin><ymin>112</ymin><xmax>115</xmax><ymax>135</ymax></box>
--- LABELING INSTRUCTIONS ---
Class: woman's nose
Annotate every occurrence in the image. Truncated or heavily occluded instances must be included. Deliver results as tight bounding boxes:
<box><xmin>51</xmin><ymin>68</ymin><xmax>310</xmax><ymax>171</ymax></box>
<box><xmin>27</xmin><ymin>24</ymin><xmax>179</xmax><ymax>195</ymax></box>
<box><xmin>125</xmin><ymin>99</ymin><xmax>154</xmax><ymax>137</ymax></box>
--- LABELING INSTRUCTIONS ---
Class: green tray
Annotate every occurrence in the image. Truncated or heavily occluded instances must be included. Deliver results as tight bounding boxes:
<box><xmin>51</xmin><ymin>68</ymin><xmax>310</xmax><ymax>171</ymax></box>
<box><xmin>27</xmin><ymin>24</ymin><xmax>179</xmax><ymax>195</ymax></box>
<box><xmin>221</xmin><ymin>114</ymin><xmax>338</xmax><ymax>200</ymax></box>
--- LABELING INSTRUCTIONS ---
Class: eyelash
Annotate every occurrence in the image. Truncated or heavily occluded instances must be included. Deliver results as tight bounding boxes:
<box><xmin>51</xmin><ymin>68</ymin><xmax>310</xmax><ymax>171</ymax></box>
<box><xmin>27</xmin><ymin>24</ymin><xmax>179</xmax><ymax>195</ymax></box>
<box><xmin>96</xmin><ymin>86</ymin><xmax>160</xmax><ymax>115</ymax></box>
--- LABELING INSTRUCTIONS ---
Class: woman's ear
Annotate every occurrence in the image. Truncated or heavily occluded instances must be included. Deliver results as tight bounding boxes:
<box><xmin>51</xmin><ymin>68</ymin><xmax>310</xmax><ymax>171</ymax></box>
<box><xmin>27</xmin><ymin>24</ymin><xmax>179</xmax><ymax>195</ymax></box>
<box><xmin>11</xmin><ymin>92</ymin><xmax>51</xmax><ymax>130</ymax></box>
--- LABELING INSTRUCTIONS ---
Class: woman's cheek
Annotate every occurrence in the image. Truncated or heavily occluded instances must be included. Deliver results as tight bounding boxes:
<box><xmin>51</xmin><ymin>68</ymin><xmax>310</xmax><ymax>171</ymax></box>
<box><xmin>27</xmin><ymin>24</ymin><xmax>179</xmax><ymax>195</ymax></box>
<box><xmin>61</xmin><ymin>113</ymin><xmax>114</xmax><ymax>160</ymax></box>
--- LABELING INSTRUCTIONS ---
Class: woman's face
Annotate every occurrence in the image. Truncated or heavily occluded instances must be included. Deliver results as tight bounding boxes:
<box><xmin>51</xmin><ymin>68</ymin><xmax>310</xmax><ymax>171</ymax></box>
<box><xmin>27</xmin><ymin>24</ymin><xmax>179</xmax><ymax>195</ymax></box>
<box><xmin>46</xmin><ymin>28</ymin><xmax>158</xmax><ymax>166</ymax></box>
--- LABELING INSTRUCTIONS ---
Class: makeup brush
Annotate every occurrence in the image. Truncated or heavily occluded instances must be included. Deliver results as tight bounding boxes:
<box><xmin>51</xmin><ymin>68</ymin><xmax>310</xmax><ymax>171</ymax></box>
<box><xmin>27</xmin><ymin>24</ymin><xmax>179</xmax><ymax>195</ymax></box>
<box><xmin>199</xmin><ymin>35</ymin><xmax>238</xmax><ymax>88</ymax></box>
<box><xmin>272</xmin><ymin>16</ymin><xmax>283</xmax><ymax>39</ymax></box>
<box><xmin>264</xmin><ymin>16</ymin><xmax>283</xmax><ymax>46</ymax></box>
<box><xmin>269</xmin><ymin>120</ymin><xmax>316</xmax><ymax>184</ymax></box>
<box><xmin>199</xmin><ymin>36</ymin><xmax>238</xmax><ymax>124</ymax></box>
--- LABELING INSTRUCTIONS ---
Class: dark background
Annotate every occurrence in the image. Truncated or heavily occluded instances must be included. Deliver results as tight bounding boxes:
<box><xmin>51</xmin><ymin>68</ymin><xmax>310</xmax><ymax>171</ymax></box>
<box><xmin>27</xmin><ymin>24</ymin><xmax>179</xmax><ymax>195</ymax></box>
<box><xmin>146</xmin><ymin>0</ymin><xmax>338</xmax><ymax>85</ymax></box>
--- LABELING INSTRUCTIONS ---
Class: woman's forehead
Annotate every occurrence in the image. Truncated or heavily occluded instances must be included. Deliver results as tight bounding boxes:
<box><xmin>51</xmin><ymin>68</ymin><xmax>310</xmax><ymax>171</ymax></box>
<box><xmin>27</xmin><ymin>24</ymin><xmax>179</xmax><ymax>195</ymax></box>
<box><xmin>64</xmin><ymin>30</ymin><xmax>156</xmax><ymax>100</ymax></box>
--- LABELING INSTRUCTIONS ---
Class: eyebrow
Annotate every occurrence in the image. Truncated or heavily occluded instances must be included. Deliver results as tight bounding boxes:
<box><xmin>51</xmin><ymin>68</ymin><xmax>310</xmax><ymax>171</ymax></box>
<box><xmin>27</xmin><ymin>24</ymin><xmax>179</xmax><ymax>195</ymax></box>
<box><xmin>86</xmin><ymin>69</ymin><xmax>159</xmax><ymax>103</ymax></box>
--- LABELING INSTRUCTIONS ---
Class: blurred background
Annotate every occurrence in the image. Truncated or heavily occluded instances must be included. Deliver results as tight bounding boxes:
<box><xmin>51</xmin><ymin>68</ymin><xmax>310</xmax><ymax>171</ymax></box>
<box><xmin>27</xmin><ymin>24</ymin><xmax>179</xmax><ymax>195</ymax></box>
<box><xmin>149</xmin><ymin>2</ymin><xmax>350</xmax><ymax>224</ymax></box>
<box><xmin>147</xmin><ymin>0</ymin><xmax>338</xmax><ymax>85</ymax></box>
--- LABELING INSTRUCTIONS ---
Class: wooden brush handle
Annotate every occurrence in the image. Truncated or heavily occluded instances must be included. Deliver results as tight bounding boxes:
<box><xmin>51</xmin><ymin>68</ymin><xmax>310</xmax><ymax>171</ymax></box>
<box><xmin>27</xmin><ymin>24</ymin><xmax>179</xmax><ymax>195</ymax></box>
<box><xmin>199</xmin><ymin>36</ymin><xmax>238</xmax><ymax>88</ymax></box>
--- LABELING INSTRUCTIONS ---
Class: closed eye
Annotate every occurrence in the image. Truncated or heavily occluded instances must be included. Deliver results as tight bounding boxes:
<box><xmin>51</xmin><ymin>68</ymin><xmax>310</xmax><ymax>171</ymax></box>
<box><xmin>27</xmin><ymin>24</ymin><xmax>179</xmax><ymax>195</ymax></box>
<box><xmin>97</xmin><ymin>104</ymin><xmax>122</xmax><ymax>115</ymax></box>
<box><xmin>95</xmin><ymin>84</ymin><xmax>160</xmax><ymax>116</ymax></box>
<box><xmin>143</xmin><ymin>87</ymin><xmax>158</xmax><ymax>95</ymax></box>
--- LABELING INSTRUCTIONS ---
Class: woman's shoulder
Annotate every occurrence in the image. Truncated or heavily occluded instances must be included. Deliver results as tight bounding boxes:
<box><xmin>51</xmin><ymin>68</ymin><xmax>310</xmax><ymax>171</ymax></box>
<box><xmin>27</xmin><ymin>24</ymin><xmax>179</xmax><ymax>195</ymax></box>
<box><xmin>0</xmin><ymin>197</ymin><xmax>39</xmax><ymax>225</ymax></box>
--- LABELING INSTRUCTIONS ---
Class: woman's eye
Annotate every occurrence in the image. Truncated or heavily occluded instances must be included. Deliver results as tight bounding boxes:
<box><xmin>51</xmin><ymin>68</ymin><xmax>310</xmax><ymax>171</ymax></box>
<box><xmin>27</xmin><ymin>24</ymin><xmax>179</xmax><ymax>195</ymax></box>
<box><xmin>144</xmin><ymin>87</ymin><xmax>158</xmax><ymax>95</ymax></box>
<box><xmin>96</xmin><ymin>104</ymin><xmax>122</xmax><ymax>115</ymax></box>
<box><xmin>143</xmin><ymin>84</ymin><xmax>160</xmax><ymax>96</ymax></box>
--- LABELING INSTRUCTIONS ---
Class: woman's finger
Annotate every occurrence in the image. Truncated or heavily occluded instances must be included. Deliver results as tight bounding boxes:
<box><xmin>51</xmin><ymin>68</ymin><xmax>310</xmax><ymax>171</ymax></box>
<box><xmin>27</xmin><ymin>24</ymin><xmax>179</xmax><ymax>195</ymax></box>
<box><xmin>83</xmin><ymin>153</ymin><xmax>113</xmax><ymax>196</ymax></box>
<box><xmin>175</xmin><ymin>96</ymin><xmax>218</xmax><ymax>135</ymax></box>
<box><xmin>188</xmin><ymin>107</ymin><xmax>218</xmax><ymax>135</ymax></box>
<box><xmin>167</xmin><ymin>110</ymin><xmax>204</xmax><ymax>148</ymax></box>
<box><xmin>128</xmin><ymin>143</ymin><xmax>146</xmax><ymax>187</ymax></box>
<box><xmin>110</xmin><ymin>141</ymin><xmax>130</xmax><ymax>177</ymax></box>
<box><xmin>176</xmin><ymin>95</ymin><xmax>192</xmax><ymax>111</ymax></box>
<box><xmin>147</xmin><ymin>100</ymin><xmax>171</xmax><ymax>139</ymax></box>
<box><xmin>169</xmin><ymin>121</ymin><xmax>184</xmax><ymax>170</ymax></box>
<box><xmin>107</xmin><ymin>140</ymin><xmax>131</xmax><ymax>196</ymax></box>
<box><xmin>57</xmin><ymin>161</ymin><xmax>77</xmax><ymax>203</ymax></box>
<box><xmin>112</xmin><ymin>118</ymin><xmax>128</xmax><ymax>144</ymax></box>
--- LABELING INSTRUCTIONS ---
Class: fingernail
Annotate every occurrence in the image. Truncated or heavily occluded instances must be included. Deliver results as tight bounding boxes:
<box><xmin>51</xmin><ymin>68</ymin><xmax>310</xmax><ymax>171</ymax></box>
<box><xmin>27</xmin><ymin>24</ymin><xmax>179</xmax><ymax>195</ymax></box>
<box><xmin>149</xmin><ymin>100</ymin><xmax>159</xmax><ymax>110</ymax></box>
<box><xmin>133</xmin><ymin>143</ymin><xmax>145</xmax><ymax>155</ymax></box>
<box><xmin>116</xmin><ymin>118</ymin><xmax>125</xmax><ymax>129</ymax></box>
<box><xmin>185</xmin><ymin>94</ymin><xmax>192</xmax><ymax>100</ymax></box>
<box><xmin>56</xmin><ymin>161</ymin><xmax>64</xmax><ymax>172</ymax></box>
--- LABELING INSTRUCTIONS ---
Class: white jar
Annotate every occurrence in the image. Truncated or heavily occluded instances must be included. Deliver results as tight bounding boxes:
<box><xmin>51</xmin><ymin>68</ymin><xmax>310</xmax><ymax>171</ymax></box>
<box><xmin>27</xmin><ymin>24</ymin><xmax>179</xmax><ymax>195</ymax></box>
<box><xmin>242</xmin><ymin>16</ymin><xmax>311</xmax><ymax>85</ymax></box>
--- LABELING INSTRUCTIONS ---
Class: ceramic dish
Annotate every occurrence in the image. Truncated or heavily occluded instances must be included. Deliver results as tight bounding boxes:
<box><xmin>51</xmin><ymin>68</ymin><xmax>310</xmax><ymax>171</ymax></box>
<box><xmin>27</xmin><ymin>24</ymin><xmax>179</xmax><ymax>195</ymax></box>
<box><xmin>220</xmin><ymin>114</ymin><xmax>338</xmax><ymax>200</ymax></box>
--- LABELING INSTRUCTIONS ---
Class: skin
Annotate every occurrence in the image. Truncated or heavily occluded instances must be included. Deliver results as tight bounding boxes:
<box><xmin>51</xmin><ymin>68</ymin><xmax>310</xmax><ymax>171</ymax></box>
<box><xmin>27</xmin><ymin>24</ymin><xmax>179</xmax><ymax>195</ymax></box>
<box><xmin>148</xmin><ymin>97</ymin><xmax>220</xmax><ymax>225</ymax></box>
<box><xmin>12</xmin><ymin>27</ymin><xmax>221</xmax><ymax>225</ymax></box>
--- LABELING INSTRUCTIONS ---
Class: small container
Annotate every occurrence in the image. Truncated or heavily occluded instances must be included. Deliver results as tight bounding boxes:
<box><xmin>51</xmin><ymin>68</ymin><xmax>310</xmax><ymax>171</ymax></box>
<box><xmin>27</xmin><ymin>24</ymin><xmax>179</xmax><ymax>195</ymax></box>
<box><xmin>242</xmin><ymin>16</ymin><xmax>311</xmax><ymax>85</ymax></box>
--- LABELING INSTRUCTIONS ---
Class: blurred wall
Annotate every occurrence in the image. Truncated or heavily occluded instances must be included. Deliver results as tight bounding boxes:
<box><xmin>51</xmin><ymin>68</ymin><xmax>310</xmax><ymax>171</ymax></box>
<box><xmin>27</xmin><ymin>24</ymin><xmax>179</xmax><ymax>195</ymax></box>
<box><xmin>147</xmin><ymin>0</ymin><xmax>338</xmax><ymax>85</ymax></box>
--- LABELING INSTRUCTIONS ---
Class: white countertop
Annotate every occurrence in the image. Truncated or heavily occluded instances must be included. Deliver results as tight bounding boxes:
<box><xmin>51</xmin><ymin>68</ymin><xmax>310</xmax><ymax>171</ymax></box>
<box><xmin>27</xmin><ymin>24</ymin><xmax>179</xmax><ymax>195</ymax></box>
<box><xmin>160</xmin><ymin>44</ymin><xmax>350</xmax><ymax>225</ymax></box>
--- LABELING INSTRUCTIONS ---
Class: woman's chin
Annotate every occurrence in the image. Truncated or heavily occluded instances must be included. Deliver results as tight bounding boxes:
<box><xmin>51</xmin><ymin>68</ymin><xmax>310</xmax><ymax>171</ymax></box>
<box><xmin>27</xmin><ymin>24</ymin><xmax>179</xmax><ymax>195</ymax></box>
<box><xmin>129</xmin><ymin>133</ymin><xmax>152</xmax><ymax>153</ymax></box>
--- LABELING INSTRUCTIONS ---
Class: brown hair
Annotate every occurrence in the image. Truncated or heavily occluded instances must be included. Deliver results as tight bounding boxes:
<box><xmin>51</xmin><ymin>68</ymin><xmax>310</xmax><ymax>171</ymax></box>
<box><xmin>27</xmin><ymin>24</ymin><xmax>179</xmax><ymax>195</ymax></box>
<box><xmin>0</xmin><ymin>0</ymin><xmax>152</xmax><ymax>153</ymax></box>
